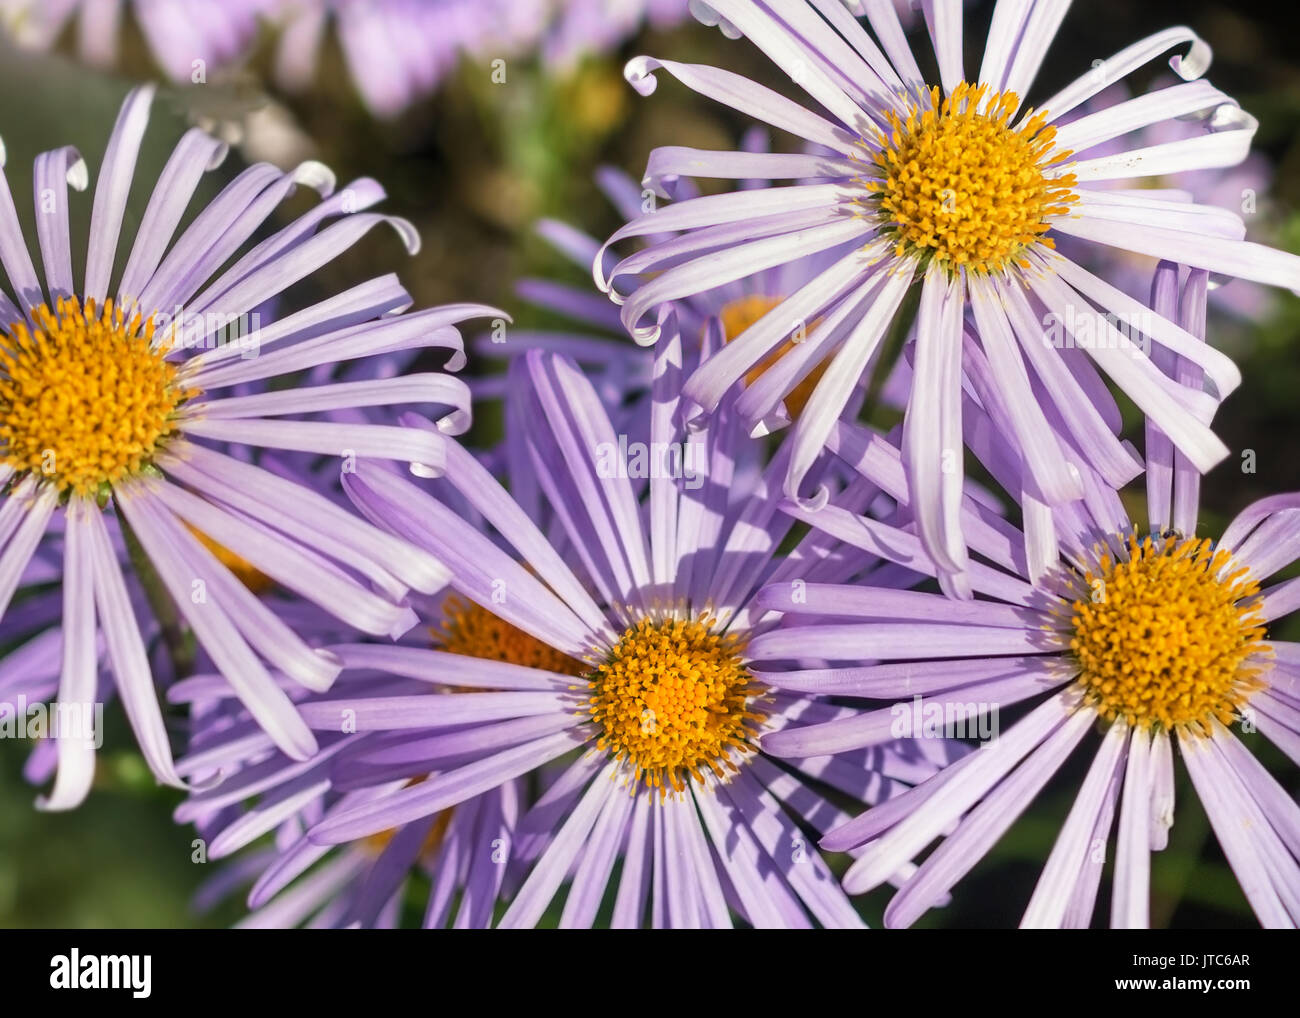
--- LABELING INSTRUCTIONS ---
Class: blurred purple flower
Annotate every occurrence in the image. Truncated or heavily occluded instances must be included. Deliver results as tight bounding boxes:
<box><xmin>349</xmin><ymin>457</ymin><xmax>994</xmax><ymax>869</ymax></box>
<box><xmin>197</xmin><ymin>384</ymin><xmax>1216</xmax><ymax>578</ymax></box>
<box><xmin>0</xmin><ymin>0</ymin><xmax>272</xmax><ymax>81</ymax></box>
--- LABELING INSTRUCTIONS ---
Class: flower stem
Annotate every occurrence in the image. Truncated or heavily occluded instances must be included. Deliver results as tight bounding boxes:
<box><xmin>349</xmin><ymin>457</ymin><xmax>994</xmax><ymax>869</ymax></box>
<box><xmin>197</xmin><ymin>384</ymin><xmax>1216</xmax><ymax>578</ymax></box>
<box><xmin>118</xmin><ymin>506</ymin><xmax>196</xmax><ymax>679</ymax></box>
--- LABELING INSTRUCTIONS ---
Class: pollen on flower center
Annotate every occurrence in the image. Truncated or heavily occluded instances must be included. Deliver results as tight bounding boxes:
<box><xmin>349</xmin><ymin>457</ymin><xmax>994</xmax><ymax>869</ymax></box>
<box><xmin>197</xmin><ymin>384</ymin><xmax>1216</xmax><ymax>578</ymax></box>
<box><xmin>435</xmin><ymin>595</ymin><xmax>585</xmax><ymax>675</ymax></box>
<box><xmin>864</xmin><ymin>82</ymin><xmax>1078</xmax><ymax>273</ymax></box>
<box><xmin>0</xmin><ymin>297</ymin><xmax>195</xmax><ymax>497</ymax></box>
<box><xmin>719</xmin><ymin>294</ymin><xmax>826</xmax><ymax>419</ymax></box>
<box><xmin>587</xmin><ymin>615</ymin><xmax>765</xmax><ymax>796</ymax></box>
<box><xmin>1068</xmin><ymin>535</ymin><xmax>1269</xmax><ymax>732</ymax></box>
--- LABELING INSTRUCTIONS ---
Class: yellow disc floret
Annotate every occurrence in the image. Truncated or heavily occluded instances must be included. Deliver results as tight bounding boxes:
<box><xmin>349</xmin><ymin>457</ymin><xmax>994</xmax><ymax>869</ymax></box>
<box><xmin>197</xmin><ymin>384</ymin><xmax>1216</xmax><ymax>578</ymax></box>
<box><xmin>435</xmin><ymin>595</ymin><xmax>585</xmax><ymax>676</ymax></box>
<box><xmin>0</xmin><ymin>297</ymin><xmax>195</xmax><ymax>497</ymax></box>
<box><xmin>587</xmin><ymin>615</ymin><xmax>765</xmax><ymax>796</ymax></box>
<box><xmin>1068</xmin><ymin>535</ymin><xmax>1268</xmax><ymax>732</ymax></box>
<box><xmin>865</xmin><ymin>82</ymin><xmax>1078</xmax><ymax>273</ymax></box>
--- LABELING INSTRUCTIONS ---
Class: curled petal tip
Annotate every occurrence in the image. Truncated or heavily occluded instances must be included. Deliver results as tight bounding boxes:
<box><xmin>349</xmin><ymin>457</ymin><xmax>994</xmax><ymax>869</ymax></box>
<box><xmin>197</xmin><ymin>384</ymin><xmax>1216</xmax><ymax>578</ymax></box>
<box><xmin>409</xmin><ymin>461</ymin><xmax>443</xmax><ymax>480</ymax></box>
<box><xmin>623</xmin><ymin>56</ymin><xmax>660</xmax><ymax>96</ymax></box>
<box><xmin>387</xmin><ymin>216</ymin><xmax>421</xmax><ymax>255</ymax></box>
<box><xmin>789</xmin><ymin>483</ymin><xmax>830</xmax><ymax>514</ymax></box>
<box><xmin>294</xmin><ymin>160</ymin><xmax>336</xmax><ymax>197</ymax></box>
<box><xmin>631</xmin><ymin>323</ymin><xmax>661</xmax><ymax>347</ymax></box>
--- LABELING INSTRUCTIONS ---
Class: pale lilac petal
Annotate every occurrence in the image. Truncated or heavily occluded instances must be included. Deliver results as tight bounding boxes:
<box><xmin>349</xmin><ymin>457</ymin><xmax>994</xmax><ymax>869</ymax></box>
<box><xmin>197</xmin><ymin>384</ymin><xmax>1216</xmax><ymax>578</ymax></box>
<box><xmin>995</xmin><ymin>273</ymin><xmax>1141</xmax><ymax>489</ymax></box>
<box><xmin>209</xmin><ymin>778</ymin><xmax>333</xmax><ymax>860</ymax></box>
<box><xmin>1041</xmin><ymin>27</ymin><xmax>1212</xmax><ymax>122</ymax></box>
<box><xmin>498</xmin><ymin>760</ymin><xmax>619</xmax><ymax>929</ymax></box>
<box><xmin>785</xmin><ymin>261</ymin><xmax>914</xmax><ymax>506</ymax></box>
<box><xmin>145</xmin><ymin>477</ymin><xmax>398</xmax><ymax>661</ymax></box>
<box><xmin>884</xmin><ymin>706</ymin><xmax>1093</xmax><ymax>927</ymax></box>
<box><xmin>0</xmin><ymin>482</ymin><xmax>58</xmax><ymax>618</ymax></box>
<box><xmin>682</xmin><ymin>1</ymin><xmax>869</xmax><ymax>128</ymax></box>
<box><xmin>310</xmin><ymin>729</ymin><xmax>588</xmax><ymax>844</ymax></box>
<box><xmin>83</xmin><ymin>504</ymin><xmax>183</xmax><ymax>788</ymax></box>
<box><xmin>198</xmin><ymin>375</ymin><xmax>470</xmax><ymax>434</ymax></box>
<box><xmin>611</xmin><ymin>794</ymin><xmax>653</xmax><ymax>928</ymax></box>
<box><xmin>118</xmin><ymin>128</ymin><xmax>228</xmax><ymax>303</ymax></box>
<box><xmin>1052</xmin><ymin>217</ymin><xmax>1300</xmax><ymax>296</ymax></box>
<box><xmin>724</xmin><ymin>768</ymin><xmax>864</xmax><ymax>928</ymax></box>
<box><xmin>642</xmin><ymin>146</ymin><xmax>860</xmax><ymax>194</ymax></box>
<box><xmin>903</xmin><ymin>265</ymin><xmax>968</xmax><ymax>579</ymax></box>
<box><xmin>694</xmin><ymin>777</ymin><xmax>809</xmax><ymax>928</ymax></box>
<box><xmin>83</xmin><ymin>85</ymin><xmax>154</xmax><ymax>303</ymax></box>
<box><xmin>441</xmin><ymin>437</ymin><xmax>611</xmax><ymax>641</ymax></box>
<box><xmin>35</xmin><ymin>500</ymin><xmax>98</xmax><ymax>811</ymax></box>
<box><xmin>921</xmin><ymin>0</ymin><xmax>963</xmax><ymax>94</ymax></box>
<box><xmin>968</xmin><ymin>274</ymin><xmax>1082</xmax><ymax>504</ymax></box>
<box><xmin>31</xmin><ymin>145</ymin><xmax>87</xmax><ymax>301</ymax></box>
<box><xmin>1149</xmin><ymin>728</ymin><xmax>1176</xmax><ymax>851</ymax></box>
<box><xmin>181</xmin><ymin>418</ymin><xmax>446</xmax><ymax>476</ymax></box>
<box><xmin>1067</xmin><ymin>116</ymin><xmax>1257</xmax><ymax>182</ymax></box>
<box><xmin>999</xmin><ymin>0</ymin><xmax>1069</xmax><ymax>103</ymax></box>
<box><xmin>0</xmin><ymin>165</ymin><xmax>43</xmax><ymax>312</ymax></box>
<box><xmin>622</xmin><ymin>58</ymin><xmax>854</xmax><ymax>155</ymax></box>
<box><xmin>684</xmin><ymin>240</ymin><xmax>883</xmax><ymax>420</ymax></box>
<box><xmin>158</xmin><ymin>443</ymin><xmax>448</xmax><ymax>597</ymax></box>
<box><xmin>520</xmin><ymin>351</ymin><xmax>652</xmax><ymax>608</ymax></box>
<box><xmin>296</xmin><ymin>691</ymin><xmax>574</xmax><ymax>732</ymax></box>
<box><xmin>842</xmin><ymin>691</ymin><xmax>1078</xmax><ymax>893</ymax></box>
<box><xmin>559</xmin><ymin>783</ymin><xmax>635</xmax><ymax>928</ymax></box>
<box><xmin>1111</xmin><ymin>725</ymin><xmax>1152</xmax><ymax>928</ymax></box>
<box><xmin>1023</xmin><ymin>719</ymin><xmax>1130</xmax><ymax>928</ymax></box>
<box><xmin>332</xmin><ymin>645</ymin><xmax>579</xmax><ymax>692</ymax></box>
<box><xmin>1180</xmin><ymin>731</ymin><xmax>1294</xmax><ymax>928</ymax></box>
<box><xmin>343</xmin><ymin>461</ymin><xmax>595</xmax><ymax>656</ymax></box>
<box><xmin>116</xmin><ymin>488</ymin><xmax>317</xmax><ymax>762</ymax></box>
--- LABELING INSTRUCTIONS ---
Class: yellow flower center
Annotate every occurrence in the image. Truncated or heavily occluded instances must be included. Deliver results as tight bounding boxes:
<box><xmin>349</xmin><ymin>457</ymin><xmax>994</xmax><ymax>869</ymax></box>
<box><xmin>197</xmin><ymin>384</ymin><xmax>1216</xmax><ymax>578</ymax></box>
<box><xmin>0</xmin><ymin>297</ymin><xmax>195</xmax><ymax>497</ymax></box>
<box><xmin>434</xmin><ymin>595</ymin><xmax>586</xmax><ymax>675</ymax></box>
<box><xmin>1068</xmin><ymin>535</ymin><xmax>1269</xmax><ymax>732</ymax></box>
<box><xmin>587</xmin><ymin>616</ymin><xmax>765</xmax><ymax>796</ymax></box>
<box><xmin>719</xmin><ymin>294</ymin><xmax>826</xmax><ymax>419</ymax></box>
<box><xmin>865</xmin><ymin>82</ymin><xmax>1078</xmax><ymax>273</ymax></box>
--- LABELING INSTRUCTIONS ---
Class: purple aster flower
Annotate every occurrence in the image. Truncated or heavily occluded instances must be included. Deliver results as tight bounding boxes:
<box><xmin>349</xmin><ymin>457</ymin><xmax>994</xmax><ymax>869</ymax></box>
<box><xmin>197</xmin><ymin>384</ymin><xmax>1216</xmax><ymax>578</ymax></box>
<box><xmin>751</xmin><ymin>263</ymin><xmax>1300</xmax><ymax>928</ymax></box>
<box><xmin>599</xmin><ymin>0</ymin><xmax>1300</xmax><ymax>594</ymax></box>
<box><xmin>0</xmin><ymin>453</ymin><xmax>360</xmax><ymax>794</ymax></box>
<box><xmin>291</xmin><ymin>335</ymin><xmax>957</xmax><ymax>928</ymax></box>
<box><xmin>0</xmin><ymin>0</ymin><xmax>271</xmax><ymax>82</ymax></box>
<box><xmin>175</xmin><ymin>637</ymin><xmax>521</xmax><ymax>929</ymax></box>
<box><xmin>0</xmin><ymin>86</ymin><xmax>499</xmax><ymax>809</ymax></box>
<box><xmin>271</xmin><ymin>0</ymin><xmax>546</xmax><ymax>118</ymax></box>
<box><xmin>540</xmin><ymin>0</ymin><xmax>692</xmax><ymax>68</ymax></box>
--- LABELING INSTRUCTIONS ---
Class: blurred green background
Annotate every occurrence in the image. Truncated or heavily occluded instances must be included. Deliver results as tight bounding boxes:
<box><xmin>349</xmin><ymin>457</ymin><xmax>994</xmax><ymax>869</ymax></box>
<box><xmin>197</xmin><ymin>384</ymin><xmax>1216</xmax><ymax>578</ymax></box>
<box><xmin>2</xmin><ymin>0</ymin><xmax>1299</xmax><ymax>928</ymax></box>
